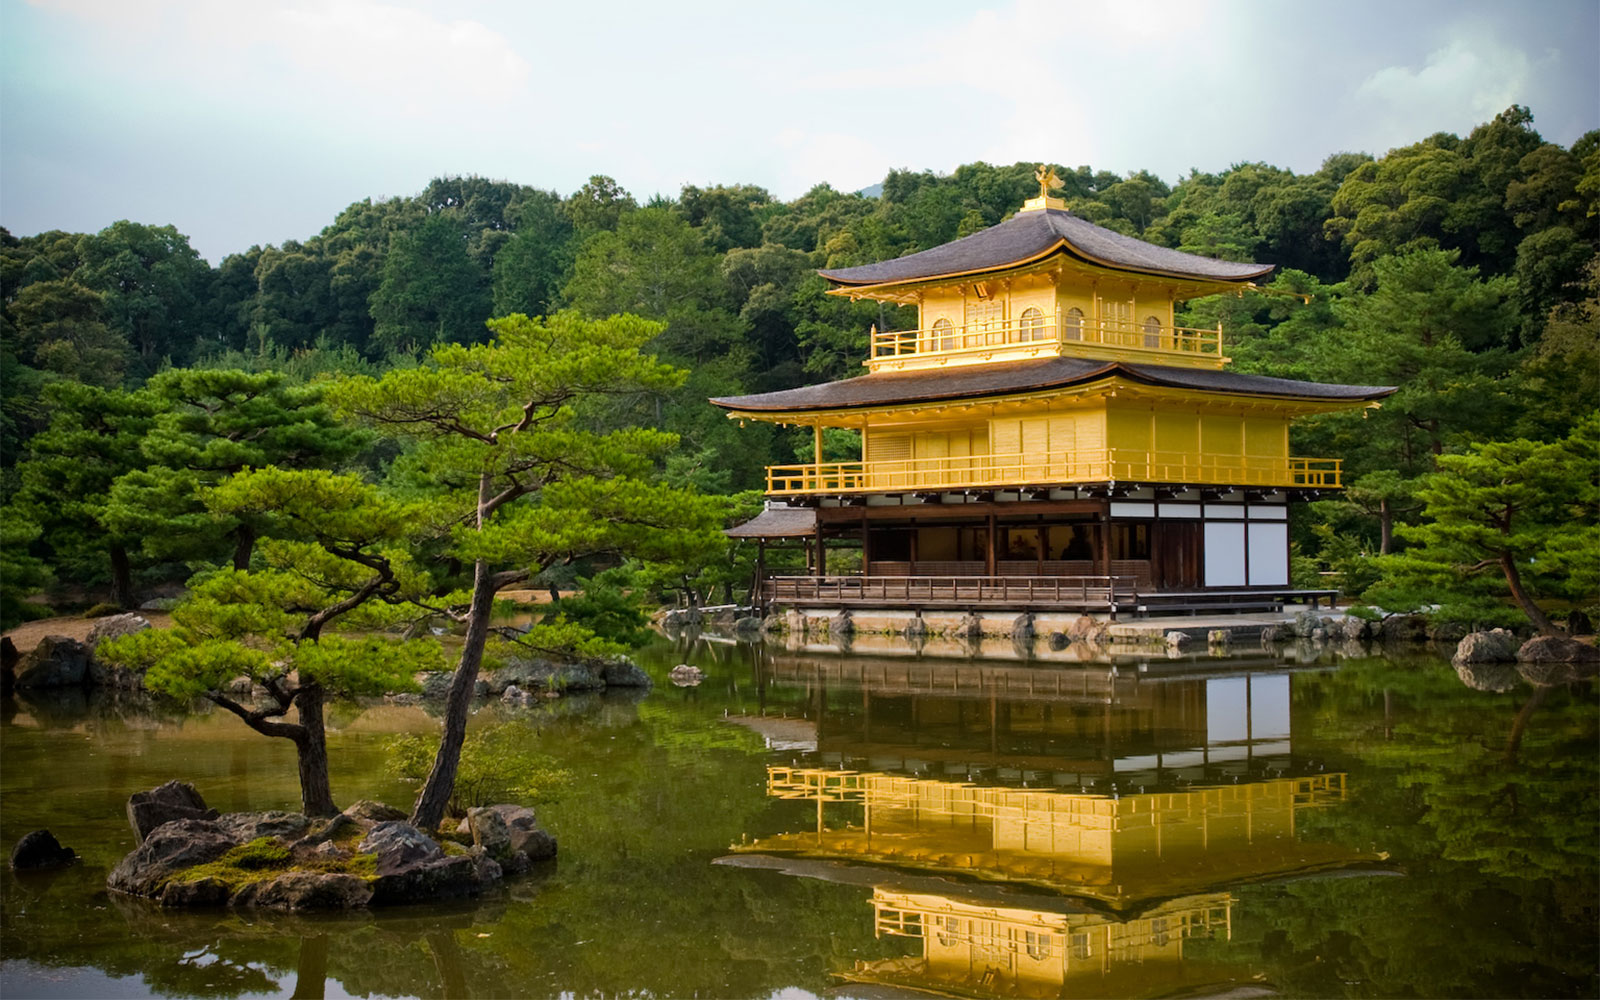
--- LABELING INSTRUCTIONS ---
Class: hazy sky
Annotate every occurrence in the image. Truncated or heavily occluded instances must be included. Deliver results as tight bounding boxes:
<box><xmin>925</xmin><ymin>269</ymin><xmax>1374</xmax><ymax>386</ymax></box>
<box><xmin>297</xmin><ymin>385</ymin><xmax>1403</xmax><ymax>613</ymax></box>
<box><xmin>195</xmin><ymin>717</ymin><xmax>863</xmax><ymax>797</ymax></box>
<box><xmin>3</xmin><ymin>0</ymin><xmax>1596</xmax><ymax>262</ymax></box>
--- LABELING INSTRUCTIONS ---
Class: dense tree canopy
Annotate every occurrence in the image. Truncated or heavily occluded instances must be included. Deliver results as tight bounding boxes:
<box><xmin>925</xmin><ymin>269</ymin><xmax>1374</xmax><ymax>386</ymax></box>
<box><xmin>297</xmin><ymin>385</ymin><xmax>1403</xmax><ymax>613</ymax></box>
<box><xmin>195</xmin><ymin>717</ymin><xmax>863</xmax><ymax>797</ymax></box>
<box><xmin>2</xmin><ymin>103</ymin><xmax>1596</xmax><ymax>632</ymax></box>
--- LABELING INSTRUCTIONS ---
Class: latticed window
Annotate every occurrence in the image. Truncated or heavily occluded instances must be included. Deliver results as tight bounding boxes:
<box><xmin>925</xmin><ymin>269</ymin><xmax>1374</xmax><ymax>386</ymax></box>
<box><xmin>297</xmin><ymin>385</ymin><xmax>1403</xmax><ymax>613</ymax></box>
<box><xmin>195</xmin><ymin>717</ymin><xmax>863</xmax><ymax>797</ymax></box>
<box><xmin>1070</xmin><ymin>932</ymin><xmax>1092</xmax><ymax>960</ymax></box>
<box><xmin>1150</xmin><ymin>917</ymin><xmax>1171</xmax><ymax>947</ymax></box>
<box><xmin>933</xmin><ymin>317</ymin><xmax>956</xmax><ymax>351</ymax></box>
<box><xmin>1063</xmin><ymin>307</ymin><xmax>1084</xmax><ymax>341</ymax></box>
<box><xmin>1025</xmin><ymin>930</ymin><xmax>1052</xmax><ymax>960</ymax></box>
<box><xmin>1019</xmin><ymin>306</ymin><xmax>1046</xmax><ymax>342</ymax></box>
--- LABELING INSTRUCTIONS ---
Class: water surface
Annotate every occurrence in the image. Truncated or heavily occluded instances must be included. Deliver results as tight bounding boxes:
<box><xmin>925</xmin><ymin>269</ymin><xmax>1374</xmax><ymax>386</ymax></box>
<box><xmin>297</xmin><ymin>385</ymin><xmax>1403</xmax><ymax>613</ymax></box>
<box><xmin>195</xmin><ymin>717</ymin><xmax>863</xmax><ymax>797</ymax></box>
<box><xmin>2</xmin><ymin>636</ymin><xmax>1595</xmax><ymax>998</ymax></box>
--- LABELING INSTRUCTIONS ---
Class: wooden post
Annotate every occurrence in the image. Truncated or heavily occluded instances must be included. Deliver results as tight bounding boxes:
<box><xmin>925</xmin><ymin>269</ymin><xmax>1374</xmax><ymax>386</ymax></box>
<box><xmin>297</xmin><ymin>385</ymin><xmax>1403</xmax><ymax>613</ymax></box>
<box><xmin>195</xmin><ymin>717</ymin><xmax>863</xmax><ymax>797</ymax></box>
<box><xmin>985</xmin><ymin>513</ymin><xmax>997</xmax><ymax>577</ymax></box>
<box><xmin>815</xmin><ymin>522</ymin><xmax>827</xmax><ymax>578</ymax></box>
<box><xmin>1098</xmin><ymin>510</ymin><xmax>1112</xmax><ymax>579</ymax></box>
<box><xmin>860</xmin><ymin>509</ymin><xmax>871</xmax><ymax>579</ymax></box>
<box><xmin>755</xmin><ymin>538</ymin><xmax>766</xmax><ymax>612</ymax></box>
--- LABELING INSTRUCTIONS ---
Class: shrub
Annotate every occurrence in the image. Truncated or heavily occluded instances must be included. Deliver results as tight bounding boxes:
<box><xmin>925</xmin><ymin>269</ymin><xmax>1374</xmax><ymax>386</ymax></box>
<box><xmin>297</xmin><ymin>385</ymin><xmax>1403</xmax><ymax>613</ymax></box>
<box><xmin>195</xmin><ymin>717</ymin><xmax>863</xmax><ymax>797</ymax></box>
<box><xmin>386</xmin><ymin>723</ymin><xmax>573</xmax><ymax>818</ymax></box>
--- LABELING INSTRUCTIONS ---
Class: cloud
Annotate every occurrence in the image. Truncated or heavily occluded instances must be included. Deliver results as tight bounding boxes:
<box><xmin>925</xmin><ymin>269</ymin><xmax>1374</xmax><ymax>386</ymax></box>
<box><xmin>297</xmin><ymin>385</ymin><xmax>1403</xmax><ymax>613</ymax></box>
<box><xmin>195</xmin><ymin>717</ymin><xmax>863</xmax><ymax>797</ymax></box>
<box><xmin>272</xmin><ymin>2</ymin><xmax>531</xmax><ymax>108</ymax></box>
<box><xmin>26</xmin><ymin>0</ymin><xmax>530</xmax><ymax>113</ymax></box>
<box><xmin>1356</xmin><ymin>33</ymin><xmax>1547</xmax><ymax>147</ymax></box>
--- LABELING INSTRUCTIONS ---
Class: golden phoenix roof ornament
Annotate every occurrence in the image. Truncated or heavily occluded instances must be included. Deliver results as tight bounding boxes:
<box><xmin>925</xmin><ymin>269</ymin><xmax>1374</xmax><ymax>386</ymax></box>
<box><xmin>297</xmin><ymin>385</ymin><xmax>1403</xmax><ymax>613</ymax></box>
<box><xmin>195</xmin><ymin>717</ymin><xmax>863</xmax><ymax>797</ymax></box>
<box><xmin>1035</xmin><ymin>163</ymin><xmax>1061</xmax><ymax>199</ymax></box>
<box><xmin>1022</xmin><ymin>163</ymin><xmax>1066</xmax><ymax>212</ymax></box>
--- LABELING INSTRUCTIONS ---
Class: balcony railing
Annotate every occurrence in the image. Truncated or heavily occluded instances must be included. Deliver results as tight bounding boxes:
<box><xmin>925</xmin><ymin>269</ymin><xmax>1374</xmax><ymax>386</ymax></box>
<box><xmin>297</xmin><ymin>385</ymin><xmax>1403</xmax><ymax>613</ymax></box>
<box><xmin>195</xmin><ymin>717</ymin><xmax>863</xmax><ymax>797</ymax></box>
<box><xmin>766</xmin><ymin>574</ymin><xmax>1138</xmax><ymax>611</ymax></box>
<box><xmin>868</xmin><ymin>313</ymin><xmax>1225</xmax><ymax>369</ymax></box>
<box><xmin>765</xmin><ymin>449</ymin><xmax>1341</xmax><ymax>494</ymax></box>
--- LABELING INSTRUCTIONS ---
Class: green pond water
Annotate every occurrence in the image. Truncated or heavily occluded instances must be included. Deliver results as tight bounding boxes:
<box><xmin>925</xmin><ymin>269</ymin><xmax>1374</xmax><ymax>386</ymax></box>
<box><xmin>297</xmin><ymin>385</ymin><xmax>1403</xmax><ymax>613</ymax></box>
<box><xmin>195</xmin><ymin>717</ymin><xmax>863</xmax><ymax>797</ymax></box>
<box><xmin>1</xmin><ymin>635</ymin><xmax>1595</xmax><ymax>999</ymax></box>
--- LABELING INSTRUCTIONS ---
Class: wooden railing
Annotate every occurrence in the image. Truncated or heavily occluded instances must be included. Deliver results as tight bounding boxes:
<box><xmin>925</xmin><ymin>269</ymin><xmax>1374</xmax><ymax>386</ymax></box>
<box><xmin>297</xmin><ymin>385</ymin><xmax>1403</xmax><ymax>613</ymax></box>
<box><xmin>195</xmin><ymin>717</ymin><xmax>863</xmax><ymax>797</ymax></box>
<box><xmin>867</xmin><ymin>313</ymin><xmax>1225</xmax><ymax>369</ymax></box>
<box><xmin>765</xmin><ymin>449</ymin><xmax>1341</xmax><ymax>494</ymax></box>
<box><xmin>765</xmin><ymin>574</ymin><xmax>1138</xmax><ymax>610</ymax></box>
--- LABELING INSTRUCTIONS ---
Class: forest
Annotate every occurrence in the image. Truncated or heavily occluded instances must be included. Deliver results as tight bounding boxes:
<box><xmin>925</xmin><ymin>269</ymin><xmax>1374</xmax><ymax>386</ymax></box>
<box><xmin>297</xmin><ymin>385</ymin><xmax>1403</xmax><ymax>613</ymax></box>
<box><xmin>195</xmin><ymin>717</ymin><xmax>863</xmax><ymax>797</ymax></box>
<box><xmin>2</xmin><ymin>104</ymin><xmax>1596</xmax><ymax>636</ymax></box>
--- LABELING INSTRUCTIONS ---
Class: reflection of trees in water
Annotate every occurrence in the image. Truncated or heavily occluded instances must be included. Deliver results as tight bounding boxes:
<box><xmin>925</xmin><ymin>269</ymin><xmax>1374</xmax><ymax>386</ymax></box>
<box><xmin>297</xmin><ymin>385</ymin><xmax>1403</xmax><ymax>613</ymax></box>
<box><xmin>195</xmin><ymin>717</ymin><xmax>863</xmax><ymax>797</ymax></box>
<box><xmin>1234</xmin><ymin>656</ymin><xmax>1598</xmax><ymax>997</ymax></box>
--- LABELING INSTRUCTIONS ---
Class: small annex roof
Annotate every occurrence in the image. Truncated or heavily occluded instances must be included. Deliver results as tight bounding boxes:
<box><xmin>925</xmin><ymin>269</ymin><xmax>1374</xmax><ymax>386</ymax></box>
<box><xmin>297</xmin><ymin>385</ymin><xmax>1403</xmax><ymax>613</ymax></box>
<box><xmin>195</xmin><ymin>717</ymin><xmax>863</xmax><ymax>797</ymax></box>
<box><xmin>710</xmin><ymin>357</ymin><xmax>1396</xmax><ymax>414</ymax></box>
<box><xmin>818</xmin><ymin>208</ymin><xmax>1273</xmax><ymax>287</ymax></box>
<box><xmin>724</xmin><ymin>505</ymin><xmax>818</xmax><ymax>538</ymax></box>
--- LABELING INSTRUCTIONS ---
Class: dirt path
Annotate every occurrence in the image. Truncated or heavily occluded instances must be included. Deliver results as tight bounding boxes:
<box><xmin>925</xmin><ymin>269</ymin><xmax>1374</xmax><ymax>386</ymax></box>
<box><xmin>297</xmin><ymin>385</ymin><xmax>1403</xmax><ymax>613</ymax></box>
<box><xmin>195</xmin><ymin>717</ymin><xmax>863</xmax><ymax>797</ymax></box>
<box><xmin>3</xmin><ymin>613</ymin><xmax>172</xmax><ymax>654</ymax></box>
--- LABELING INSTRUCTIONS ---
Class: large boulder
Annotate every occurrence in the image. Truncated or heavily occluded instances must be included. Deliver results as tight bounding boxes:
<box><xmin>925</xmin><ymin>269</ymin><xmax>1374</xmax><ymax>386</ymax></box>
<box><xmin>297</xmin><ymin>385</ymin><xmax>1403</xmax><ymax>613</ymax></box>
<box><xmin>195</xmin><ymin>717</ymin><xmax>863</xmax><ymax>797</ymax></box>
<box><xmin>10</xmin><ymin>829</ymin><xmax>76</xmax><ymax>871</ymax></box>
<box><xmin>108</xmin><ymin>818</ymin><xmax>236</xmax><ymax>896</ymax></box>
<box><xmin>1291</xmin><ymin>609</ymin><xmax>1323</xmax><ymax>638</ymax></box>
<box><xmin>1453</xmin><ymin>629</ymin><xmax>1519</xmax><ymax>665</ymax></box>
<box><xmin>229</xmin><ymin>871</ymin><xmax>373</xmax><ymax>910</ymax></box>
<box><xmin>14</xmin><ymin>636</ymin><xmax>90</xmax><ymax>689</ymax></box>
<box><xmin>367</xmin><ymin>851</ymin><xmax>500</xmax><ymax>906</ymax></box>
<box><xmin>598</xmin><ymin>658</ymin><xmax>652</xmax><ymax>689</ymax></box>
<box><xmin>1379</xmin><ymin>613</ymin><xmax>1430</xmax><ymax>644</ymax></box>
<box><xmin>1067</xmin><ymin>616</ymin><xmax>1105</xmax><ymax>642</ymax></box>
<box><xmin>1566</xmin><ymin>609</ymin><xmax>1594</xmax><ymax>636</ymax></box>
<box><xmin>1331</xmin><ymin>616</ymin><xmax>1371</xmax><ymax>642</ymax></box>
<box><xmin>359</xmin><ymin>821</ymin><xmax>444</xmax><ymax>872</ymax></box>
<box><xmin>659</xmin><ymin>607</ymin><xmax>701</xmax><ymax>629</ymax></box>
<box><xmin>1011</xmin><ymin>613</ymin><xmax>1035</xmax><ymax>643</ymax></box>
<box><xmin>127</xmin><ymin>780</ymin><xmax>219</xmax><ymax>843</ymax></box>
<box><xmin>343</xmin><ymin>800</ymin><xmax>408</xmax><ymax>827</ymax></box>
<box><xmin>217</xmin><ymin>811</ymin><xmax>312</xmax><ymax>844</ymax></box>
<box><xmin>467</xmin><ymin>804</ymin><xmax>557</xmax><ymax>865</ymax></box>
<box><xmin>87</xmin><ymin>613</ymin><xmax>151</xmax><ymax>649</ymax></box>
<box><xmin>486</xmin><ymin>658</ymin><xmax>605</xmax><ymax>695</ymax></box>
<box><xmin>829</xmin><ymin>611</ymin><xmax>855</xmax><ymax>637</ymax></box>
<box><xmin>1517</xmin><ymin>635</ymin><xmax>1600</xmax><ymax>669</ymax></box>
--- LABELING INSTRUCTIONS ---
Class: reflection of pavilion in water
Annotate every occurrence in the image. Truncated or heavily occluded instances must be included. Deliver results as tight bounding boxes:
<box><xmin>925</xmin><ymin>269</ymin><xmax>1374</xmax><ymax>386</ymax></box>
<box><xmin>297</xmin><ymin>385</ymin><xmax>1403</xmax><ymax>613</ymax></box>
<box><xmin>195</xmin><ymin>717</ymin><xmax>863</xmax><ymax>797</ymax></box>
<box><xmin>729</xmin><ymin>658</ymin><xmax>1378</xmax><ymax>997</ymax></box>
<box><xmin>748</xmin><ymin>653</ymin><xmax>1319</xmax><ymax>788</ymax></box>
<box><xmin>853</xmin><ymin>888</ymin><xmax>1237</xmax><ymax>999</ymax></box>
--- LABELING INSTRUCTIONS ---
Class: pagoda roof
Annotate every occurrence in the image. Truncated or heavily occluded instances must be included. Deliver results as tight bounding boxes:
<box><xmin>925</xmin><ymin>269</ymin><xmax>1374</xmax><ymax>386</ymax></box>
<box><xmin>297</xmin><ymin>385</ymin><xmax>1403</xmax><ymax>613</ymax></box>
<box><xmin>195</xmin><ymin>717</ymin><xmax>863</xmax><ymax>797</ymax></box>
<box><xmin>723</xmin><ymin>505</ymin><xmax>817</xmax><ymax>538</ymax></box>
<box><xmin>710</xmin><ymin>357</ymin><xmax>1396</xmax><ymax>414</ymax></box>
<box><xmin>818</xmin><ymin>207</ymin><xmax>1274</xmax><ymax>287</ymax></box>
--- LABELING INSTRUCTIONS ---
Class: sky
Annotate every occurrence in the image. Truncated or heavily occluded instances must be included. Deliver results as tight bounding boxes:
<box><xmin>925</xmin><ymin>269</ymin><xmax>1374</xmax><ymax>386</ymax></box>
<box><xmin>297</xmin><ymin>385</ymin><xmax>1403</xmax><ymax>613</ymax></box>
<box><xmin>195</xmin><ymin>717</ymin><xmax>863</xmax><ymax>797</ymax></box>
<box><xmin>2</xmin><ymin>0</ymin><xmax>1596</xmax><ymax>262</ymax></box>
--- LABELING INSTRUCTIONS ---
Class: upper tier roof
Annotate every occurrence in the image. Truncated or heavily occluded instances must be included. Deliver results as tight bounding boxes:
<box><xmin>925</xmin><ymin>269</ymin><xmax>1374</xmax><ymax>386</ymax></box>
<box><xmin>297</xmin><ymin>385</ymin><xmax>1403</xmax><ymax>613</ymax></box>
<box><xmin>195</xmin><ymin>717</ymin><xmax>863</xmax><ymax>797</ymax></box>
<box><xmin>710</xmin><ymin>357</ymin><xmax>1395</xmax><ymax>414</ymax></box>
<box><xmin>818</xmin><ymin>207</ymin><xmax>1274</xmax><ymax>287</ymax></box>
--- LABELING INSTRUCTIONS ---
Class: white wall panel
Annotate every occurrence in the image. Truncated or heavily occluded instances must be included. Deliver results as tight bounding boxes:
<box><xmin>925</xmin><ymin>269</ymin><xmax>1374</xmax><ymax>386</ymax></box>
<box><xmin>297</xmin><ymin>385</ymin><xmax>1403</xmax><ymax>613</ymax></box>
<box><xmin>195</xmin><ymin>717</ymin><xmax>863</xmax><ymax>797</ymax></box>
<box><xmin>1110</xmin><ymin>501</ymin><xmax>1155</xmax><ymax>518</ymax></box>
<box><xmin>1247</xmin><ymin>522</ymin><xmax>1289</xmax><ymax>585</ymax></box>
<box><xmin>1204</xmin><ymin>522</ymin><xmax>1247</xmax><ymax>586</ymax></box>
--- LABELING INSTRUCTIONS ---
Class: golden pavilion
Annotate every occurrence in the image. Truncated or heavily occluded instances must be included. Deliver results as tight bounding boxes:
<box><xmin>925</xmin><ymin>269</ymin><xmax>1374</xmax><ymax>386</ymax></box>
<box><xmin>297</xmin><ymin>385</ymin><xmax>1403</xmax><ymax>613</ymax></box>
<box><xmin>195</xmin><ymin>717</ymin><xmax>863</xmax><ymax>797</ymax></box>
<box><xmin>714</xmin><ymin>167</ymin><xmax>1394</xmax><ymax>615</ymax></box>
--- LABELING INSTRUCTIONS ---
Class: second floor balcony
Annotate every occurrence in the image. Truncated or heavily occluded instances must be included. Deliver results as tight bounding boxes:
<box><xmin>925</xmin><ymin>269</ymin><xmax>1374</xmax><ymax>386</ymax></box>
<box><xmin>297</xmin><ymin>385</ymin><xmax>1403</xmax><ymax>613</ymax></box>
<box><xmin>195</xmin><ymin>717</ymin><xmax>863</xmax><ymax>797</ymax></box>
<box><xmin>867</xmin><ymin>311</ymin><xmax>1227</xmax><ymax>373</ymax></box>
<box><xmin>765</xmin><ymin>448</ymin><xmax>1342</xmax><ymax>495</ymax></box>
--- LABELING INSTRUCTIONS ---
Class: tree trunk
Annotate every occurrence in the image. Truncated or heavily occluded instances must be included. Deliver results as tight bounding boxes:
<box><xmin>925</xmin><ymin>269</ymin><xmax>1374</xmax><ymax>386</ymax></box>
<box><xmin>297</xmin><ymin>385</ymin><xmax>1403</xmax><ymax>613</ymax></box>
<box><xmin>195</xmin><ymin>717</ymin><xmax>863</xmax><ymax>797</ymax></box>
<box><xmin>290</xmin><ymin>936</ymin><xmax>328</xmax><ymax>1000</ymax></box>
<box><xmin>1500</xmin><ymin>551</ymin><xmax>1562</xmax><ymax>636</ymax></box>
<box><xmin>109</xmin><ymin>544</ymin><xmax>134</xmax><ymax>609</ymax></box>
<box><xmin>1378</xmin><ymin>499</ymin><xmax>1393</xmax><ymax>555</ymax></box>
<box><xmin>410</xmin><ymin>557</ymin><xmax>497</xmax><ymax>830</ymax></box>
<box><xmin>233</xmin><ymin>522</ymin><xmax>258</xmax><ymax>571</ymax></box>
<box><xmin>294</xmin><ymin>685</ymin><xmax>338</xmax><ymax>817</ymax></box>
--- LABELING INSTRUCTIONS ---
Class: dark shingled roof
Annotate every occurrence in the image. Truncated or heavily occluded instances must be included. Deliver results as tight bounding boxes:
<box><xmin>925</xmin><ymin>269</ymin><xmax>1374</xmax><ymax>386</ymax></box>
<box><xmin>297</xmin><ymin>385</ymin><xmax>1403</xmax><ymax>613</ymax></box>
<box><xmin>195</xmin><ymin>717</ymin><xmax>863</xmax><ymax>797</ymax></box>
<box><xmin>710</xmin><ymin>357</ymin><xmax>1395</xmax><ymax>413</ymax></box>
<box><xmin>818</xmin><ymin>208</ymin><xmax>1273</xmax><ymax>286</ymax></box>
<box><xmin>724</xmin><ymin>506</ymin><xmax>818</xmax><ymax>538</ymax></box>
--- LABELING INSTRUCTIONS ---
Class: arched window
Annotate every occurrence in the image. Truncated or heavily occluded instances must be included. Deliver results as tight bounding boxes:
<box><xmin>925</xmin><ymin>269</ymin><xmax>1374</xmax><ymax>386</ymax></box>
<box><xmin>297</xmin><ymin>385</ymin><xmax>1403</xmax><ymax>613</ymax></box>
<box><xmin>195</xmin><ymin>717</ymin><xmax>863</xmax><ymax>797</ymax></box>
<box><xmin>933</xmin><ymin>317</ymin><xmax>955</xmax><ymax>351</ymax></box>
<box><xmin>1063</xmin><ymin>307</ymin><xmax>1084</xmax><ymax>341</ymax></box>
<box><xmin>1142</xmin><ymin>315</ymin><xmax>1163</xmax><ymax>349</ymax></box>
<box><xmin>1018</xmin><ymin>306</ymin><xmax>1046</xmax><ymax>342</ymax></box>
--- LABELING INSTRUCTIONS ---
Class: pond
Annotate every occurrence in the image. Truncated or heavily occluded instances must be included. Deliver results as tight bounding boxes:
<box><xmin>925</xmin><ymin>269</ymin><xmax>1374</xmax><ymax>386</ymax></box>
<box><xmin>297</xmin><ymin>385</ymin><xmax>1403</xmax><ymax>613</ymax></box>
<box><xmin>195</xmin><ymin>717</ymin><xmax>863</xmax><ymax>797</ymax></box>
<box><xmin>1</xmin><ymin>635</ymin><xmax>1596</xmax><ymax>999</ymax></box>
